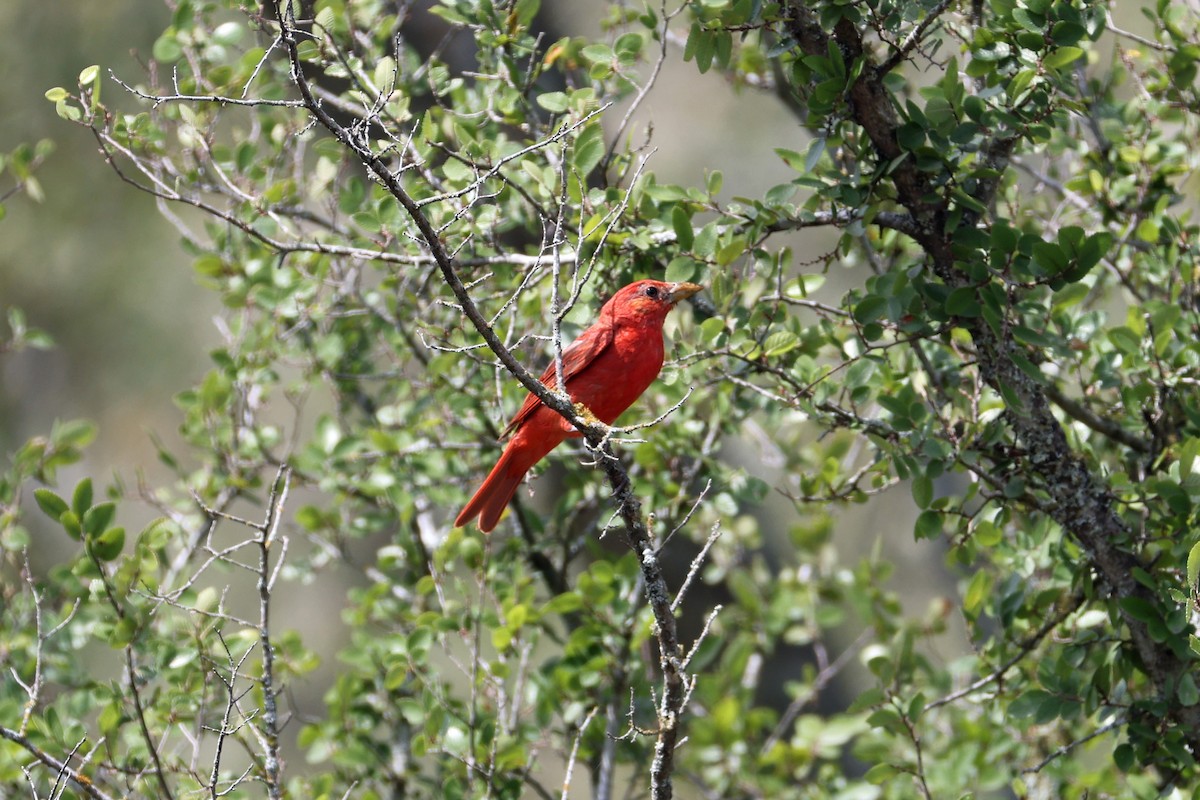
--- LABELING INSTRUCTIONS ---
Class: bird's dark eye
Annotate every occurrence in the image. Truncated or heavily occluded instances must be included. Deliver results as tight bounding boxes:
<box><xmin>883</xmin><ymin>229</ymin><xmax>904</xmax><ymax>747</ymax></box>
<box><xmin>644</xmin><ymin>285</ymin><xmax>660</xmax><ymax>299</ymax></box>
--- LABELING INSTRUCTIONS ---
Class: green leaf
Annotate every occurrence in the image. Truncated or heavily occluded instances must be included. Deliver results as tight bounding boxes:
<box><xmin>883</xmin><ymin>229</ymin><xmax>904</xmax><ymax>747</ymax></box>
<box><xmin>580</xmin><ymin>44</ymin><xmax>613</xmax><ymax>65</ymax></box>
<box><xmin>1114</xmin><ymin>744</ymin><xmax>1135</xmax><ymax>772</ymax></box>
<box><xmin>844</xmin><ymin>358</ymin><xmax>876</xmax><ymax>389</ymax></box>
<box><xmin>152</xmin><ymin>32</ymin><xmax>183</xmax><ymax>62</ymax></box>
<box><xmin>542</xmin><ymin>592</ymin><xmax>583</xmax><ymax>615</ymax></box>
<box><xmin>1188</xmin><ymin>542</ymin><xmax>1200</xmax><ymax>591</ymax></box>
<box><xmin>458</xmin><ymin>536</ymin><xmax>483</xmax><ymax>568</ymax></box>
<box><xmin>1003</xmin><ymin>477</ymin><xmax>1026</xmax><ymax>498</ymax></box>
<box><xmin>1051</xmin><ymin>283</ymin><xmax>1091</xmax><ymax>310</ymax></box>
<box><xmin>571</xmin><ymin>124</ymin><xmax>605</xmax><ymax>177</ymax></box>
<box><xmin>536</xmin><ymin>91</ymin><xmax>568</xmax><ymax>113</ymax></box>
<box><xmin>804</xmin><ymin>137</ymin><xmax>825</xmax><ymax>172</ymax></box>
<box><xmin>665</xmin><ymin>257</ymin><xmax>699</xmax><ymax>283</ymax></box>
<box><xmin>897</xmin><ymin>122</ymin><xmax>925</xmax><ymax>151</ymax></box>
<box><xmin>110</xmin><ymin>617</ymin><xmax>137</xmax><ymax>648</ymax></box>
<box><xmin>974</xmin><ymin>520</ymin><xmax>1002</xmax><ymax>547</ymax></box>
<box><xmin>1051</xmin><ymin>20</ymin><xmax>1087</xmax><ymax>46</ymax></box>
<box><xmin>945</xmin><ymin>287</ymin><xmax>980</xmax><ymax>317</ymax></box>
<box><xmin>911</xmin><ymin>474</ymin><xmax>933</xmax><ymax>509</ymax></box>
<box><xmin>1032</xmin><ymin>240</ymin><xmax>1068</xmax><ymax>275</ymax></box>
<box><xmin>1068</xmin><ymin>231</ymin><xmax>1110</xmax><ymax>281</ymax></box>
<box><xmin>199</xmin><ymin>371</ymin><xmax>232</xmax><ymax>410</ymax></box>
<box><xmin>506</xmin><ymin>603</ymin><xmax>530</xmax><ymax>629</ymax></box>
<box><xmin>1007</xmin><ymin>68</ymin><xmax>1036</xmax><ymax>100</ymax></box>
<box><xmin>60</xmin><ymin>511</ymin><xmax>82</xmax><ymax>541</ymax></box>
<box><xmin>699</xmin><ymin>316</ymin><xmax>726</xmax><ymax>344</ymax></box>
<box><xmin>768</xmin><ymin>182</ymin><xmax>796</xmax><ymax>206</ymax></box>
<box><xmin>1012</xmin><ymin>325</ymin><xmax>1055</xmax><ymax>348</ymax></box>
<box><xmin>1118</xmin><ymin>595</ymin><xmax>1160</xmax><ymax>624</ymax></box>
<box><xmin>91</xmin><ymin>527</ymin><xmax>126</xmax><ymax>561</ymax></box>
<box><xmin>139</xmin><ymin>517</ymin><xmax>173</xmax><ymax>549</ymax></box>
<box><xmin>72</xmin><ymin>478</ymin><xmax>93</xmax><ymax>517</ymax></box>
<box><xmin>1180</xmin><ymin>438</ymin><xmax>1200</xmax><ymax>479</ymax></box>
<box><xmin>513</xmin><ymin>0</ymin><xmax>540</xmax><ymax>28</ymax></box>
<box><xmin>671</xmin><ymin>206</ymin><xmax>694</xmax><ymax>250</ymax></box>
<box><xmin>692</xmin><ymin>223</ymin><xmax>718</xmax><ymax>259</ymax></box>
<box><xmin>1009</xmin><ymin>689</ymin><xmax>1052</xmax><ymax>719</ymax></box>
<box><xmin>491</xmin><ymin>626</ymin><xmax>513</xmax><ymax>651</ymax></box>
<box><xmin>1011</xmin><ymin>8</ymin><xmax>1043</xmax><ymax>31</ymax></box>
<box><xmin>866</xmin><ymin>707</ymin><xmax>903</xmax><ymax>734</ymax></box>
<box><xmin>775</xmin><ymin>147</ymin><xmax>805</xmax><ymax>171</ymax></box>
<box><xmin>1178</xmin><ymin>673</ymin><xmax>1200</xmax><ymax>706</ymax></box>
<box><xmin>864</xmin><ymin>763</ymin><xmax>900</xmax><ymax>784</ymax></box>
<box><xmin>34</xmin><ymin>488</ymin><xmax>68</xmax><ymax>520</ymax></box>
<box><xmin>853</xmin><ymin>294</ymin><xmax>887</xmax><ymax>324</ymax></box>
<box><xmin>1107</xmin><ymin>326</ymin><xmax>1142</xmax><ymax>355</ymax></box>
<box><xmin>686</xmin><ymin>25</ymin><xmax>715</xmax><ymax>73</ymax></box>
<box><xmin>643</xmin><ymin>183</ymin><xmax>687</xmax><ymax>202</ymax></box>
<box><xmin>914</xmin><ymin>510</ymin><xmax>942</xmax><ymax>540</ymax></box>
<box><xmin>1043</xmin><ymin>47</ymin><xmax>1084</xmax><ymax>69</ymax></box>
<box><xmin>83</xmin><ymin>502</ymin><xmax>116</xmax><ymax>537</ymax></box>
<box><xmin>763</xmin><ymin>331</ymin><xmax>800</xmax><ymax>358</ymax></box>
<box><xmin>406</xmin><ymin>627</ymin><xmax>433</xmax><ymax>659</ymax></box>
<box><xmin>964</xmin><ymin>569</ymin><xmax>991</xmax><ymax>616</ymax></box>
<box><xmin>908</xmin><ymin>693</ymin><xmax>926</xmax><ymax>722</ymax></box>
<box><xmin>715</xmin><ymin>235</ymin><xmax>745</xmax><ymax>267</ymax></box>
<box><xmin>706</xmin><ymin>170</ymin><xmax>723</xmax><ymax>196</ymax></box>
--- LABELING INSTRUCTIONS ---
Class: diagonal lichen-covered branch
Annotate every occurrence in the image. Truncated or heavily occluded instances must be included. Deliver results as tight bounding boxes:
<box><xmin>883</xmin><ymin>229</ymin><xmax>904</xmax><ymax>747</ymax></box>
<box><xmin>781</xmin><ymin>0</ymin><xmax>1200</xmax><ymax>743</ymax></box>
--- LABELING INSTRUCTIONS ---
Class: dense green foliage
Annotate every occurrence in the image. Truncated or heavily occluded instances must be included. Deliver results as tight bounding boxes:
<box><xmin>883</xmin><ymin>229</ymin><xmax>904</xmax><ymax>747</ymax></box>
<box><xmin>4</xmin><ymin>0</ymin><xmax>1200</xmax><ymax>798</ymax></box>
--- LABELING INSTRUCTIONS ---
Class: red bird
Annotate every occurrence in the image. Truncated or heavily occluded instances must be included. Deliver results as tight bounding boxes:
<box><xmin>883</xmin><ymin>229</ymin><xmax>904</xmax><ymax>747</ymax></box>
<box><xmin>455</xmin><ymin>280</ymin><xmax>703</xmax><ymax>532</ymax></box>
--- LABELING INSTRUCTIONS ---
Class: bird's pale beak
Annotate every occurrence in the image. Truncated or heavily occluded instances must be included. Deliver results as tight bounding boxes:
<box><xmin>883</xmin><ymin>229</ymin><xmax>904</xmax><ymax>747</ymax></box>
<box><xmin>668</xmin><ymin>282</ymin><xmax>703</xmax><ymax>304</ymax></box>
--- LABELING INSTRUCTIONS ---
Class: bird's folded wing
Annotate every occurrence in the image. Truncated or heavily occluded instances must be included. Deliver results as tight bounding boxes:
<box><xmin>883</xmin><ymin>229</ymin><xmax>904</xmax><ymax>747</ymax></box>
<box><xmin>500</xmin><ymin>321</ymin><xmax>615</xmax><ymax>438</ymax></box>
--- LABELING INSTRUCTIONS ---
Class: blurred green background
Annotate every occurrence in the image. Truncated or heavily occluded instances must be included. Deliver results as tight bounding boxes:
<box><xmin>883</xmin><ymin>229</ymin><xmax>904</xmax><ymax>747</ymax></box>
<box><xmin>0</xmin><ymin>0</ymin><xmax>218</xmax><ymax>480</ymax></box>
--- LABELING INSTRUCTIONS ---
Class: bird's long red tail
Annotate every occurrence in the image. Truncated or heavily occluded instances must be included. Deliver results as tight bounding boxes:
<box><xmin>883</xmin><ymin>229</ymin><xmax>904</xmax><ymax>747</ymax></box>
<box><xmin>455</xmin><ymin>438</ymin><xmax>547</xmax><ymax>533</ymax></box>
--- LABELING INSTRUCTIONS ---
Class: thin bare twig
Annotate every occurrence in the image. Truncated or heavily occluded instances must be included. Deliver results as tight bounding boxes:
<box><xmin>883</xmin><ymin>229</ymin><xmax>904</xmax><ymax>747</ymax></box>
<box><xmin>1044</xmin><ymin>383</ymin><xmax>1151</xmax><ymax>454</ymax></box>
<box><xmin>1022</xmin><ymin>717</ymin><xmax>1125</xmax><ymax>774</ymax></box>
<box><xmin>560</xmin><ymin>708</ymin><xmax>598</xmax><ymax>800</ymax></box>
<box><xmin>671</xmin><ymin>522</ymin><xmax>721</xmax><ymax>612</ymax></box>
<box><xmin>880</xmin><ymin>0</ymin><xmax>958</xmax><ymax>73</ymax></box>
<box><xmin>271</xmin><ymin>6</ymin><xmax>694</xmax><ymax>795</ymax></box>
<box><xmin>927</xmin><ymin>593</ymin><xmax>1084</xmax><ymax>710</ymax></box>
<box><xmin>0</xmin><ymin>726</ymin><xmax>117</xmax><ymax>800</ymax></box>
<box><xmin>255</xmin><ymin>467</ymin><xmax>290</xmax><ymax>800</ymax></box>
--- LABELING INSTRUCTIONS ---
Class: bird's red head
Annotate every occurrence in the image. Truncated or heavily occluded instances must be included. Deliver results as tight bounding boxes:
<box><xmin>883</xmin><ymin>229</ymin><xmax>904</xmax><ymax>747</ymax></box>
<box><xmin>602</xmin><ymin>280</ymin><xmax>703</xmax><ymax>326</ymax></box>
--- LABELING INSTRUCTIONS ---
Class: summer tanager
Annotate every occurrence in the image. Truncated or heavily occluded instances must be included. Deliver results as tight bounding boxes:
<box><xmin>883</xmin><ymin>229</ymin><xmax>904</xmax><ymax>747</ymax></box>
<box><xmin>455</xmin><ymin>279</ymin><xmax>703</xmax><ymax>532</ymax></box>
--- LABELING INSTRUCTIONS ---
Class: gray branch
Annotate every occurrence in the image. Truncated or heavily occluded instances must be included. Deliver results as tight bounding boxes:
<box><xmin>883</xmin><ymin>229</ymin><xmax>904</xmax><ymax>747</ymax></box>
<box><xmin>269</xmin><ymin>4</ymin><xmax>689</xmax><ymax>796</ymax></box>
<box><xmin>782</xmin><ymin>0</ymin><xmax>1200</xmax><ymax>744</ymax></box>
<box><xmin>0</xmin><ymin>726</ymin><xmax>117</xmax><ymax>800</ymax></box>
